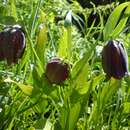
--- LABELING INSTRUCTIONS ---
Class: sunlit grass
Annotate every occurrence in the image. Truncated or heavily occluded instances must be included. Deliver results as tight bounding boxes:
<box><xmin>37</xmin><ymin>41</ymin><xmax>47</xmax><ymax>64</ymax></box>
<box><xmin>0</xmin><ymin>0</ymin><xmax>130</xmax><ymax>130</ymax></box>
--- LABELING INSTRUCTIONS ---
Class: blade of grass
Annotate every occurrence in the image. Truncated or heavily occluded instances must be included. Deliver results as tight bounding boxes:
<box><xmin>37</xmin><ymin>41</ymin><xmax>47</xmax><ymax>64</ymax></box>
<box><xmin>30</xmin><ymin>0</ymin><xmax>42</xmax><ymax>38</ymax></box>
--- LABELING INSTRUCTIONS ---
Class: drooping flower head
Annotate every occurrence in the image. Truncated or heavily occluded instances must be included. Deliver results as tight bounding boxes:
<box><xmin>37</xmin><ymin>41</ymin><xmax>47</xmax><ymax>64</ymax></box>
<box><xmin>0</xmin><ymin>25</ymin><xmax>25</xmax><ymax>64</ymax></box>
<box><xmin>102</xmin><ymin>40</ymin><xmax>129</xmax><ymax>79</ymax></box>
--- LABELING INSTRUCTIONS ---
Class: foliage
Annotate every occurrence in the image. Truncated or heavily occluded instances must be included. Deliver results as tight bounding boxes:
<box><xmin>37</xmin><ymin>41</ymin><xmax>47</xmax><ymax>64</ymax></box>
<box><xmin>0</xmin><ymin>0</ymin><xmax>130</xmax><ymax>130</ymax></box>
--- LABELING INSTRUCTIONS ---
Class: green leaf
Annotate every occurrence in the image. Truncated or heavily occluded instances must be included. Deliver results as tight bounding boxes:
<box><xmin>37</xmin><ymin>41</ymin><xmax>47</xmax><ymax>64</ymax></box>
<box><xmin>58</xmin><ymin>25</ymin><xmax>72</xmax><ymax>60</ymax></box>
<box><xmin>43</xmin><ymin>119</ymin><xmax>54</xmax><ymax>130</ymax></box>
<box><xmin>103</xmin><ymin>2</ymin><xmax>130</xmax><ymax>41</ymax></box>
<box><xmin>67</xmin><ymin>27</ymin><xmax>72</xmax><ymax>60</ymax></box>
<box><xmin>59</xmin><ymin>107</ymin><xmax>68</xmax><ymax>129</ymax></box>
<box><xmin>25</xmin><ymin>27</ymin><xmax>44</xmax><ymax>75</ymax></box>
<box><xmin>123</xmin><ymin>102</ymin><xmax>130</xmax><ymax>114</ymax></box>
<box><xmin>68</xmin><ymin>102</ymin><xmax>81</xmax><ymax>130</ymax></box>
<box><xmin>58</xmin><ymin>27</ymin><xmax>68</xmax><ymax>58</ymax></box>
<box><xmin>111</xmin><ymin>3</ymin><xmax>130</xmax><ymax>38</ymax></box>
<box><xmin>0</xmin><ymin>5</ymin><xmax>7</xmax><ymax>15</ymax></box>
<box><xmin>4</xmin><ymin>78</ymin><xmax>33</xmax><ymax>96</ymax></box>
<box><xmin>71</xmin><ymin>47</ymin><xmax>94</xmax><ymax>79</ymax></box>
<box><xmin>10</xmin><ymin>0</ymin><xmax>18</xmax><ymax>20</ymax></box>
<box><xmin>36</xmin><ymin>22</ymin><xmax>48</xmax><ymax>66</ymax></box>
<box><xmin>18</xmin><ymin>84</ymin><xmax>33</xmax><ymax>96</ymax></box>
<box><xmin>74</xmin><ymin>63</ymin><xmax>89</xmax><ymax>88</ymax></box>
<box><xmin>0</xmin><ymin>16</ymin><xmax>16</xmax><ymax>25</ymax></box>
<box><xmin>77</xmin><ymin>74</ymin><xmax>104</xmax><ymax>95</ymax></box>
<box><xmin>58</xmin><ymin>11</ymin><xmax>72</xmax><ymax>60</ymax></box>
<box><xmin>98</xmin><ymin>79</ymin><xmax>119</xmax><ymax>111</ymax></box>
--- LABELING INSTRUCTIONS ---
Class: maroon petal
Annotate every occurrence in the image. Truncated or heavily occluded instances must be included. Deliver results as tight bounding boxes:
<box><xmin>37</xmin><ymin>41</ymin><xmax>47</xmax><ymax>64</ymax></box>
<box><xmin>45</xmin><ymin>58</ymin><xmax>70</xmax><ymax>84</ymax></box>
<box><xmin>102</xmin><ymin>40</ymin><xmax>129</xmax><ymax>79</ymax></box>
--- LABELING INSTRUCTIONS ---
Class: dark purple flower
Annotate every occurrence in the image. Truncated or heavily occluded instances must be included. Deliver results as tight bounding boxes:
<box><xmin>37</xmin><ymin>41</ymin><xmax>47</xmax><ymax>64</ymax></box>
<box><xmin>102</xmin><ymin>40</ymin><xmax>129</xmax><ymax>79</ymax></box>
<box><xmin>45</xmin><ymin>58</ymin><xmax>70</xmax><ymax>84</ymax></box>
<box><xmin>0</xmin><ymin>25</ymin><xmax>25</xmax><ymax>64</ymax></box>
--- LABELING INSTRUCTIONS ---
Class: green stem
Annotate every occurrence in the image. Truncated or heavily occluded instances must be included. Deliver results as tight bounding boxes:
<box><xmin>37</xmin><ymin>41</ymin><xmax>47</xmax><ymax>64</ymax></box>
<box><xmin>115</xmin><ymin>80</ymin><xmax>122</xmax><ymax>113</ymax></box>
<box><xmin>67</xmin><ymin>27</ymin><xmax>72</xmax><ymax>61</ymax></box>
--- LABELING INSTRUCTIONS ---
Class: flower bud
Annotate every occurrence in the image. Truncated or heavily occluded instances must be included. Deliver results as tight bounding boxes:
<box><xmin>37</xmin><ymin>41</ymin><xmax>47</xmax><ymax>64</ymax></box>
<box><xmin>45</xmin><ymin>58</ymin><xmax>70</xmax><ymax>84</ymax></box>
<box><xmin>64</xmin><ymin>11</ymin><xmax>72</xmax><ymax>28</ymax></box>
<box><xmin>0</xmin><ymin>25</ymin><xmax>25</xmax><ymax>64</ymax></box>
<box><xmin>102</xmin><ymin>40</ymin><xmax>129</xmax><ymax>79</ymax></box>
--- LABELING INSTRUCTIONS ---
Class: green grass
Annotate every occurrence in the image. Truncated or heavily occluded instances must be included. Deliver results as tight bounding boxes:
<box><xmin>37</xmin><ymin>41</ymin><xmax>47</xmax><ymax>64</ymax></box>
<box><xmin>0</xmin><ymin>0</ymin><xmax>130</xmax><ymax>130</ymax></box>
